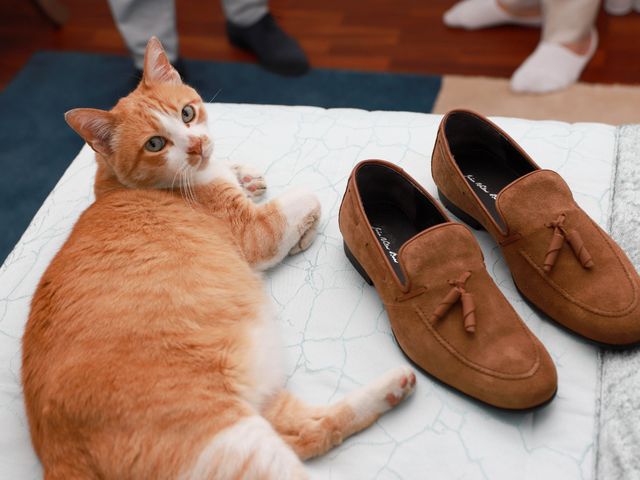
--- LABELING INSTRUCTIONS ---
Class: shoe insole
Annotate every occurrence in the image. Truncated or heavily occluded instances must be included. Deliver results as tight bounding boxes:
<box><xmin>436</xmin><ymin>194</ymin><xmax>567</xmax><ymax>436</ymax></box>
<box><xmin>367</xmin><ymin>203</ymin><xmax>419</xmax><ymax>284</ymax></box>
<box><xmin>459</xmin><ymin>148</ymin><xmax>522</xmax><ymax>230</ymax></box>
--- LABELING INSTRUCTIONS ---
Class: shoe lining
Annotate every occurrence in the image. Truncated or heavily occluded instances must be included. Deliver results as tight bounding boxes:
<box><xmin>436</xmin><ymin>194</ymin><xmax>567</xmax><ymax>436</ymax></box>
<box><xmin>356</xmin><ymin>164</ymin><xmax>446</xmax><ymax>284</ymax></box>
<box><xmin>444</xmin><ymin>112</ymin><xmax>535</xmax><ymax>231</ymax></box>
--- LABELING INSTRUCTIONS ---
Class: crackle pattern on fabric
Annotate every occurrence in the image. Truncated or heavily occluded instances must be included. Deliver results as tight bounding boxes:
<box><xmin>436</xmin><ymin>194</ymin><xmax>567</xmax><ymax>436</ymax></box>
<box><xmin>597</xmin><ymin>124</ymin><xmax>640</xmax><ymax>480</ymax></box>
<box><xmin>0</xmin><ymin>105</ymin><xmax>616</xmax><ymax>479</ymax></box>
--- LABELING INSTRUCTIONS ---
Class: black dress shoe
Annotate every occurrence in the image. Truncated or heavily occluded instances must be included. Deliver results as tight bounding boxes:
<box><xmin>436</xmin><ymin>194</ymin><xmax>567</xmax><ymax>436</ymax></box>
<box><xmin>226</xmin><ymin>14</ymin><xmax>309</xmax><ymax>77</ymax></box>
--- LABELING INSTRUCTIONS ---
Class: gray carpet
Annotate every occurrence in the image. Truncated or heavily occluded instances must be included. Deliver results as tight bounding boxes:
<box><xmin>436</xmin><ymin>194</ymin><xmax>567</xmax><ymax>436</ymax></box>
<box><xmin>596</xmin><ymin>124</ymin><xmax>640</xmax><ymax>480</ymax></box>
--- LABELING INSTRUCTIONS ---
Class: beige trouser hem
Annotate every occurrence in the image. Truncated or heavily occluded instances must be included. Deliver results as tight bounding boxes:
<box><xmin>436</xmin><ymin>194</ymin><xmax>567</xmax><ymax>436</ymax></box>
<box><xmin>499</xmin><ymin>0</ymin><xmax>599</xmax><ymax>44</ymax></box>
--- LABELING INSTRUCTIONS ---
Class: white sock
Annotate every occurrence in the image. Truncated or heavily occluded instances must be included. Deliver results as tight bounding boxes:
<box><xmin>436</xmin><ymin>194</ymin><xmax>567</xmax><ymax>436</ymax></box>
<box><xmin>510</xmin><ymin>29</ymin><xmax>598</xmax><ymax>94</ymax></box>
<box><xmin>443</xmin><ymin>0</ymin><xmax>542</xmax><ymax>30</ymax></box>
<box><xmin>604</xmin><ymin>0</ymin><xmax>633</xmax><ymax>15</ymax></box>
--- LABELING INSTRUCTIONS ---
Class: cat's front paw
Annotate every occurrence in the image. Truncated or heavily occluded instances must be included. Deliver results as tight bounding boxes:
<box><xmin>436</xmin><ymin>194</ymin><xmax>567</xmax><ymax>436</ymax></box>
<box><xmin>232</xmin><ymin>164</ymin><xmax>267</xmax><ymax>199</ymax></box>
<box><xmin>288</xmin><ymin>195</ymin><xmax>320</xmax><ymax>255</ymax></box>
<box><xmin>277</xmin><ymin>189</ymin><xmax>321</xmax><ymax>256</ymax></box>
<box><xmin>289</xmin><ymin>211</ymin><xmax>320</xmax><ymax>255</ymax></box>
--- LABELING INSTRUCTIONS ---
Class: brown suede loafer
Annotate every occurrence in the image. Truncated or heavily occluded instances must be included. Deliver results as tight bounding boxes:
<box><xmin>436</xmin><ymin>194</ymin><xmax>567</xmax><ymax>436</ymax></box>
<box><xmin>339</xmin><ymin>159</ymin><xmax>557</xmax><ymax>409</ymax></box>
<box><xmin>432</xmin><ymin>110</ymin><xmax>640</xmax><ymax>346</ymax></box>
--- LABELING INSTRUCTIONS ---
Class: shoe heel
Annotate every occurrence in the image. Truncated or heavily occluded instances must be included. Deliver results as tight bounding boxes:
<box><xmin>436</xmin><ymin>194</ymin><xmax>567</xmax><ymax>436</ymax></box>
<box><xmin>343</xmin><ymin>242</ymin><xmax>373</xmax><ymax>286</ymax></box>
<box><xmin>437</xmin><ymin>189</ymin><xmax>485</xmax><ymax>231</ymax></box>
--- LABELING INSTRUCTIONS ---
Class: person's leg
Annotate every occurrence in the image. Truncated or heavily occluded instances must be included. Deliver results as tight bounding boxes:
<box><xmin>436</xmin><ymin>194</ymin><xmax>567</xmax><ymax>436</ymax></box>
<box><xmin>542</xmin><ymin>0</ymin><xmax>599</xmax><ymax>46</ymax></box>
<box><xmin>221</xmin><ymin>0</ymin><xmax>309</xmax><ymax>76</ymax></box>
<box><xmin>107</xmin><ymin>0</ymin><xmax>179</xmax><ymax>69</ymax></box>
<box><xmin>443</xmin><ymin>0</ymin><xmax>542</xmax><ymax>30</ymax></box>
<box><xmin>511</xmin><ymin>0</ymin><xmax>600</xmax><ymax>92</ymax></box>
<box><xmin>605</xmin><ymin>0</ymin><xmax>633</xmax><ymax>15</ymax></box>
<box><xmin>220</xmin><ymin>0</ymin><xmax>268</xmax><ymax>26</ymax></box>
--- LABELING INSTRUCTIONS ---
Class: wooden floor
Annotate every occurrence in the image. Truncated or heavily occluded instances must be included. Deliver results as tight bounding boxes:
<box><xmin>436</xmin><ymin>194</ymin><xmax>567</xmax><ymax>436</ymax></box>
<box><xmin>2</xmin><ymin>0</ymin><xmax>640</xmax><ymax>89</ymax></box>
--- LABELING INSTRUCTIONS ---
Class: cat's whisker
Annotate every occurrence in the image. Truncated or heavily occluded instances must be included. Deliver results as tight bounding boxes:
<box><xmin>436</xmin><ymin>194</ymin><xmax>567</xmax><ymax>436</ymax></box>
<box><xmin>186</xmin><ymin>170</ymin><xmax>193</xmax><ymax>205</ymax></box>
<box><xmin>182</xmin><ymin>170</ymin><xmax>190</xmax><ymax>206</ymax></box>
<box><xmin>188</xmin><ymin>168</ymin><xmax>198</xmax><ymax>206</ymax></box>
<box><xmin>183</xmin><ymin>171</ymin><xmax>193</xmax><ymax>207</ymax></box>
<box><xmin>174</xmin><ymin>165</ymin><xmax>183</xmax><ymax>189</ymax></box>
<box><xmin>170</xmin><ymin>166</ymin><xmax>183</xmax><ymax>193</ymax></box>
<box><xmin>178</xmin><ymin>168</ymin><xmax>189</xmax><ymax>206</ymax></box>
<box><xmin>180</xmin><ymin>167</ymin><xmax>196</xmax><ymax>210</ymax></box>
<box><xmin>207</xmin><ymin>89</ymin><xmax>222</xmax><ymax>104</ymax></box>
<box><xmin>180</xmin><ymin>168</ymin><xmax>189</xmax><ymax>203</ymax></box>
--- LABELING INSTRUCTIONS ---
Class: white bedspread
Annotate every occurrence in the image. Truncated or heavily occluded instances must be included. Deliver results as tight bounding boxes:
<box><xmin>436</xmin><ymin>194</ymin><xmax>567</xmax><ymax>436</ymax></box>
<box><xmin>0</xmin><ymin>104</ymin><xmax>616</xmax><ymax>480</ymax></box>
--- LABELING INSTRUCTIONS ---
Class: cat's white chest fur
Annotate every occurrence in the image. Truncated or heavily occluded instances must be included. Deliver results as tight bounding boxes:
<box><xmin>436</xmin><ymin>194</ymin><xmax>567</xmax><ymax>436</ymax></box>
<box><xmin>241</xmin><ymin>302</ymin><xmax>285</xmax><ymax>410</ymax></box>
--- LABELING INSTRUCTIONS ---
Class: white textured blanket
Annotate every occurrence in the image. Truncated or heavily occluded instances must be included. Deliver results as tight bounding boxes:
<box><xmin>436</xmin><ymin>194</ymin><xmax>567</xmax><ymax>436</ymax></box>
<box><xmin>0</xmin><ymin>104</ymin><xmax>617</xmax><ymax>479</ymax></box>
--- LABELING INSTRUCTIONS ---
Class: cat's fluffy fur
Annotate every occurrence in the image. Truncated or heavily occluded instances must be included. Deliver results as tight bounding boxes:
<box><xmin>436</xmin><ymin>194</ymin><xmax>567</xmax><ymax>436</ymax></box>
<box><xmin>21</xmin><ymin>38</ymin><xmax>416</xmax><ymax>480</ymax></box>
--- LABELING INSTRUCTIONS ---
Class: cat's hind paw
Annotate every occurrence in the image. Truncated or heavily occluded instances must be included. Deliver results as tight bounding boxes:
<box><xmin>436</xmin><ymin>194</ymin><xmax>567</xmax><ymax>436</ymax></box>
<box><xmin>382</xmin><ymin>366</ymin><xmax>416</xmax><ymax>407</ymax></box>
<box><xmin>344</xmin><ymin>365</ymin><xmax>416</xmax><ymax>428</ymax></box>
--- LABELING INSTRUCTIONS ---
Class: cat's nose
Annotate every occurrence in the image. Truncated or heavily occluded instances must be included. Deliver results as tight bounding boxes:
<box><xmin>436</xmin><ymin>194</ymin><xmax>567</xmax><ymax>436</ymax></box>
<box><xmin>187</xmin><ymin>136</ymin><xmax>203</xmax><ymax>155</ymax></box>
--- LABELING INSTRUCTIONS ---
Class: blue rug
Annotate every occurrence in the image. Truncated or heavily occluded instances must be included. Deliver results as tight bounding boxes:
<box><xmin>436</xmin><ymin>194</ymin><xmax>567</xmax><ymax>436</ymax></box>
<box><xmin>0</xmin><ymin>51</ymin><xmax>441</xmax><ymax>263</ymax></box>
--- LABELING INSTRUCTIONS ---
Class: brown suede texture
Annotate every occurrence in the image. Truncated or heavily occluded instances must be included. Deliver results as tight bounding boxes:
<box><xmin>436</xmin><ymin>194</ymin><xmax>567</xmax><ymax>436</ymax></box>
<box><xmin>432</xmin><ymin>110</ymin><xmax>640</xmax><ymax>345</ymax></box>
<box><xmin>339</xmin><ymin>160</ymin><xmax>557</xmax><ymax>409</ymax></box>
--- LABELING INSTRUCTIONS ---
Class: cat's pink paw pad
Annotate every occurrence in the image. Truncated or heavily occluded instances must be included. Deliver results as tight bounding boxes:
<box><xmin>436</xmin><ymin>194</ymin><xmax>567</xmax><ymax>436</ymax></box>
<box><xmin>232</xmin><ymin>165</ymin><xmax>267</xmax><ymax>198</ymax></box>
<box><xmin>384</xmin><ymin>366</ymin><xmax>416</xmax><ymax>407</ymax></box>
<box><xmin>385</xmin><ymin>392</ymin><xmax>401</xmax><ymax>406</ymax></box>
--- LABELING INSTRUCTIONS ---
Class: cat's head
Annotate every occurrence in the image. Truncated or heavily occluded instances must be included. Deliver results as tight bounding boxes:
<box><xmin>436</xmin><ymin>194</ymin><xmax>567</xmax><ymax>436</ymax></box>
<box><xmin>65</xmin><ymin>37</ymin><xmax>214</xmax><ymax>191</ymax></box>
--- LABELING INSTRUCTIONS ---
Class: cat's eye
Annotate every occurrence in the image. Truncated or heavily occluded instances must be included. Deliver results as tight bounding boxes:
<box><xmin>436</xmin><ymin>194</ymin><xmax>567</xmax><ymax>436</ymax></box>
<box><xmin>182</xmin><ymin>105</ymin><xmax>196</xmax><ymax>123</ymax></box>
<box><xmin>145</xmin><ymin>136</ymin><xmax>166</xmax><ymax>152</ymax></box>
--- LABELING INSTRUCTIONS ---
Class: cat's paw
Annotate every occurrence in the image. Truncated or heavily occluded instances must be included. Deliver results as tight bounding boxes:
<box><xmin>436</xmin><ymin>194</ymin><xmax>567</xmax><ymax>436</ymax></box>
<box><xmin>347</xmin><ymin>365</ymin><xmax>416</xmax><ymax>423</ymax></box>
<box><xmin>287</xmin><ymin>195</ymin><xmax>321</xmax><ymax>255</ymax></box>
<box><xmin>288</xmin><ymin>209</ymin><xmax>320</xmax><ymax>255</ymax></box>
<box><xmin>381</xmin><ymin>366</ymin><xmax>416</xmax><ymax>407</ymax></box>
<box><xmin>275</xmin><ymin>189</ymin><xmax>321</xmax><ymax>256</ymax></box>
<box><xmin>232</xmin><ymin>164</ymin><xmax>267</xmax><ymax>199</ymax></box>
<box><xmin>367</xmin><ymin>366</ymin><xmax>416</xmax><ymax>411</ymax></box>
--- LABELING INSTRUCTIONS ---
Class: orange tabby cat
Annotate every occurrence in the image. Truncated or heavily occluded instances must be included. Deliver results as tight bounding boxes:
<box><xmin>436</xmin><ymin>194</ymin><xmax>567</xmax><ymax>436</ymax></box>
<box><xmin>22</xmin><ymin>37</ymin><xmax>416</xmax><ymax>480</ymax></box>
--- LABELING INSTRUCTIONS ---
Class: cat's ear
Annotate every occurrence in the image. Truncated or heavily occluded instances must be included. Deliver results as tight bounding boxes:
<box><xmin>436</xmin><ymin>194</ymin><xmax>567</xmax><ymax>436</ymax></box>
<box><xmin>65</xmin><ymin>108</ymin><xmax>115</xmax><ymax>156</ymax></box>
<box><xmin>142</xmin><ymin>36</ymin><xmax>182</xmax><ymax>86</ymax></box>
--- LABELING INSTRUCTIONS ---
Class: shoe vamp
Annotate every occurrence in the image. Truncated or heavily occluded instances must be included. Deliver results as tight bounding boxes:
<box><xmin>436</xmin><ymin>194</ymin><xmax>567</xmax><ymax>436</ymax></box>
<box><xmin>398</xmin><ymin>225</ymin><xmax>539</xmax><ymax>376</ymax></box>
<box><xmin>511</xmin><ymin>216</ymin><xmax>636</xmax><ymax>313</ymax></box>
<box><xmin>399</xmin><ymin>223</ymin><xmax>484</xmax><ymax>285</ymax></box>
<box><xmin>411</xmin><ymin>269</ymin><xmax>539</xmax><ymax>377</ymax></box>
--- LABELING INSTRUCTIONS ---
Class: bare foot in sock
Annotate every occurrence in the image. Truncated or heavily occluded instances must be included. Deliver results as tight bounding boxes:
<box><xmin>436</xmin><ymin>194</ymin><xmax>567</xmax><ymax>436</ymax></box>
<box><xmin>443</xmin><ymin>0</ymin><xmax>542</xmax><ymax>30</ymax></box>
<box><xmin>510</xmin><ymin>29</ymin><xmax>598</xmax><ymax>94</ymax></box>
